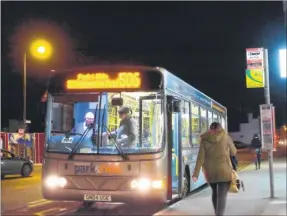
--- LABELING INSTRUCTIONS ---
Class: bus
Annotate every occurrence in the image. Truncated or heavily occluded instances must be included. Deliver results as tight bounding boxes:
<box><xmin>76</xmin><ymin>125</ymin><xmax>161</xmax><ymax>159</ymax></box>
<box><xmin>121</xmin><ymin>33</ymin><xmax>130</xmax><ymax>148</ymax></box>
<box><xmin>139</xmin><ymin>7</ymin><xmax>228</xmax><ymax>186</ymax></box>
<box><xmin>42</xmin><ymin>64</ymin><xmax>227</xmax><ymax>208</ymax></box>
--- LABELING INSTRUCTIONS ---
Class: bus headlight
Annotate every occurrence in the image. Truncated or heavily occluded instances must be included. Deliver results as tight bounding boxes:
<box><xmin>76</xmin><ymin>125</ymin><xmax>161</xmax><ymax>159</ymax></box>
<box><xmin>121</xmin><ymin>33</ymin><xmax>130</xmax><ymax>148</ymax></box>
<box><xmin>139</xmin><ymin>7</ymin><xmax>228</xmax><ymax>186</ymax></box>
<box><xmin>130</xmin><ymin>179</ymin><xmax>163</xmax><ymax>190</ymax></box>
<box><xmin>45</xmin><ymin>176</ymin><xmax>67</xmax><ymax>188</ymax></box>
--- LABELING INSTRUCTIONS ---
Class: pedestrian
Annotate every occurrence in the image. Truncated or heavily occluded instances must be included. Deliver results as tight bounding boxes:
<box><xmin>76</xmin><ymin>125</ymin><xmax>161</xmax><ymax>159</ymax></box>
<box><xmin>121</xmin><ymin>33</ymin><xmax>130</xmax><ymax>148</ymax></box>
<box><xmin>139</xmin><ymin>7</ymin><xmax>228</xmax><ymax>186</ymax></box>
<box><xmin>250</xmin><ymin>134</ymin><xmax>262</xmax><ymax>170</ymax></box>
<box><xmin>192</xmin><ymin>122</ymin><xmax>237</xmax><ymax>216</ymax></box>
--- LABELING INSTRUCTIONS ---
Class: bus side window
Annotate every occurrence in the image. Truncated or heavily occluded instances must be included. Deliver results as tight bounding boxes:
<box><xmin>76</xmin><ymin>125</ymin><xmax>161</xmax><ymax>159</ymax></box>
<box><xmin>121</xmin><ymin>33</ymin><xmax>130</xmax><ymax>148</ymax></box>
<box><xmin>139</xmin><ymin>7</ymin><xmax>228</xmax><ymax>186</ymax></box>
<box><xmin>200</xmin><ymin>107</ymin><xmax>208</xmax><ymax>133</ymax></box>
<box><xmin>181</xmin><ymin>101</ymin><xmax>191</xmax><ymax>148</ymax></box>
<box><xmin>221</xmin><ymin>117</ymin><xmax>226</xmax><ymax>129</ymax></box>
<box><xmin>191</xmin><ymin>102</ymin><xmax>200</xmax><ymax>147</ymax></box>
<box><xmin>213</xmin><ymin>113</ymin><xmax>218</xmax><ymax>123</ymax></box>
<box><xmin>208</xmin><ymin>110</ymin><xmax>213</xmax><ymax>127</ymax></box>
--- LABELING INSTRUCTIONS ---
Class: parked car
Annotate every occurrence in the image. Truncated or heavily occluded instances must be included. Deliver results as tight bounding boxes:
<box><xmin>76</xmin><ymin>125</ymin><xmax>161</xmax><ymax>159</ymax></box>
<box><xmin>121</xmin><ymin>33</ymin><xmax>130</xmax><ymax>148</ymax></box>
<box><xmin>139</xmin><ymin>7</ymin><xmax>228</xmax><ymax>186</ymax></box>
<box><xmin>233</xmin><ymin>141</ymin><xmax>248</xmax><ymax>149</ymax></box>
<box><xmin>1</xmin><ymin>149</ymin><xmax>34</xmax><ymax>179</ymax></box>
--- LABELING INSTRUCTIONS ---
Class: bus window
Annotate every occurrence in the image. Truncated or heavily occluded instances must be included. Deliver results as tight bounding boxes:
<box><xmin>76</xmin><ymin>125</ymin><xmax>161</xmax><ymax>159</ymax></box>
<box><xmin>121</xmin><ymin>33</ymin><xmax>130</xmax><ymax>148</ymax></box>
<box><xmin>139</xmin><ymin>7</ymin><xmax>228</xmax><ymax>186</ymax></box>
<box><xmin>200</xmin><ymin>107</ymin><xmax>208</xmax><ymax>133</ymax></box>
<box><xmin>191</xmin><ymin>103</ymin><xmax>200</xmax><ymax>146</ymax></box>
<box><xmin>107</xmin><ymin>92</ymin><xmax>164</xmax><ymax>149</ymax></box>
<box><xmin>208</xmin><ymin>110</ymin><xmax>213</xmax><ymax>128</ymax></box>
<box><xmin>221</xmin><ymin>117</ymin><xmax>226</xmax><ymax>129</ymax></box>
<box><xmin>51</xmin><ymin>102</ymin><xmax>74</xmax><ymax>132</ymax></box>
<box><xmin>213</xmin><ymin>113</ymin><xmax>218</xmax><ymax>123</ymax></box>
<box><xmin>108</xmin><ymin>106</ymin><xmax>118</xmax><ymax>132</ymax></box>
<box><xmin>181</xmin><ymin>101</ymin><xmax>191</xmax><ymax>148</ymax></box>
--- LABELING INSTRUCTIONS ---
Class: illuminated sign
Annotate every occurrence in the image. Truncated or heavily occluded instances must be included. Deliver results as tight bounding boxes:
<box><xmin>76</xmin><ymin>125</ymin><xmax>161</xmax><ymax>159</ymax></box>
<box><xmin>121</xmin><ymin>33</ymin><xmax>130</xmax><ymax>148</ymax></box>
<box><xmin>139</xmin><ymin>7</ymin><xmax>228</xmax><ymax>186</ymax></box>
<box><xmin>66</xmin><ymin>72</ymin><xmax>141</xmax><ymax>90</ymax></box>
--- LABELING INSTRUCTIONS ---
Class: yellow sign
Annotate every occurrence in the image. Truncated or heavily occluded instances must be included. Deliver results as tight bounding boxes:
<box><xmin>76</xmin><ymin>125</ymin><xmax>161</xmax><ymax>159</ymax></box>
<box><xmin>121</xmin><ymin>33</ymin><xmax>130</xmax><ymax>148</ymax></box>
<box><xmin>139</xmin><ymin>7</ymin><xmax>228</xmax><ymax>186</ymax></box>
<box><xmin>245</xmin><ymin>69</ymin><xmax>265</xmax><ymax>88</ymax></box>
<box><xmin>66</xmin><ymin>72</ymin><xmax>141</xmax><ymax>90</ymax></box>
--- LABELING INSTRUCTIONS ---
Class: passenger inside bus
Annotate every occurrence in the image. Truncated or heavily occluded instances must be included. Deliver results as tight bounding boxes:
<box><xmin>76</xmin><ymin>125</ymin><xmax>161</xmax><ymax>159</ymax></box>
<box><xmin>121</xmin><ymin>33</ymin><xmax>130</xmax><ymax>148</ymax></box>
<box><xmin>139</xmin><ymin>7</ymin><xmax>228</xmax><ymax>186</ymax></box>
<box><xmin>107</xmin><ymin>106</ymin><xmax>137</xmax><ymax>148</ymax></box>
<box><xmin>72</xmin><ymin>112</ymin><xmax>96</xmax><ymax>134</ymax></box>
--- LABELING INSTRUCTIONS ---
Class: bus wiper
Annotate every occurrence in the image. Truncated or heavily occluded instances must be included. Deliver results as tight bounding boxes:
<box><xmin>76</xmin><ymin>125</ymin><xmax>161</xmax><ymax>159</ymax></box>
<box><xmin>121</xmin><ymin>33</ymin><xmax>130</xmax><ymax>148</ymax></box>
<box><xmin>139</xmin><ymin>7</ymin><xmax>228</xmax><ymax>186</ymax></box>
<box><xmin>92</xmin><ymin>104</ymin><xmax>99</xmax><ymax>147</ymax></box>
<box><xmin>68</xmin><ymin>124</ymin><xmax>93</xmax><ymax>160</ymax></box>
<box><xmin>102</xmin><ymin>124</ymin><xmax>129</xmax><ymax>161</ymax></box>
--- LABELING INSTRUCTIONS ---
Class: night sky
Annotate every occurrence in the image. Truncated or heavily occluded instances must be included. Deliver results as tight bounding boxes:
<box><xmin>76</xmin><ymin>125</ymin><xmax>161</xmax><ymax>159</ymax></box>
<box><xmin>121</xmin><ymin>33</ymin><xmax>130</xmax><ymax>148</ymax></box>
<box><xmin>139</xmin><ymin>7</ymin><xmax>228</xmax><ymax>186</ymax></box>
<box><xmin>1</xmin><ymin>1</ymin><xmax>286</xmax><ymax>132</ymax></box>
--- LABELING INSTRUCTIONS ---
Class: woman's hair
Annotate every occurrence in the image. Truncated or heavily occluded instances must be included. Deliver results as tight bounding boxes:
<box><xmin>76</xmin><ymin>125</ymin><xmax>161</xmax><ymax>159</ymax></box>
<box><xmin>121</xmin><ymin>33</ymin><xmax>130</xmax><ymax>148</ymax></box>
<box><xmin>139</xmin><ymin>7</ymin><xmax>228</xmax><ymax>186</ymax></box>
<box><xmin>210</xmin><ymin>122</ymin><xmax>222</xmax><ymax>130</ymax></box>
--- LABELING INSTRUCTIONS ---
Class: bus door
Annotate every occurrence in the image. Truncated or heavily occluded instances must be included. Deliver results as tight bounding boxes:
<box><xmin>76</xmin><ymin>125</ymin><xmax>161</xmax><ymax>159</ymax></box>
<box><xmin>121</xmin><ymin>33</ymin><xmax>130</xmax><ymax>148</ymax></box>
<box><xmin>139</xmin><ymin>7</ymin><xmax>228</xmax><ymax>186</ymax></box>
<box><xmin>167</xmin><ymin>97</ymin><xmax>183</xmax><ymax>200</ymax></box>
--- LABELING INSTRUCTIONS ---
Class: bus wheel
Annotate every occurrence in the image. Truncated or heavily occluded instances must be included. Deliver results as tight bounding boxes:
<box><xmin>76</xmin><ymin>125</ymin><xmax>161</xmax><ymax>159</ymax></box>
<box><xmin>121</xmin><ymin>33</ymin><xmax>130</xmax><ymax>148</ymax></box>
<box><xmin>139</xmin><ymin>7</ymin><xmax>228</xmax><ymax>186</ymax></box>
<box><xmin>181</xmin><ymin>171</ymin><xmax>190</xmax><ymax>198</ymax></box>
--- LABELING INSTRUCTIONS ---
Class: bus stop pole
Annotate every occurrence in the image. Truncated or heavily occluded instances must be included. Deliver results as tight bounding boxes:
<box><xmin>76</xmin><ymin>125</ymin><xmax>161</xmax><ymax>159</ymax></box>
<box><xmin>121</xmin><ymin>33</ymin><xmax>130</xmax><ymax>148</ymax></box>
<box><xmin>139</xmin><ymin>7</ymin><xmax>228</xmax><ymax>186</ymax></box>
<box><xmin>263</xmin><ymin>48</ymin><xmax>275</xmax><ymax>198</ymax></box>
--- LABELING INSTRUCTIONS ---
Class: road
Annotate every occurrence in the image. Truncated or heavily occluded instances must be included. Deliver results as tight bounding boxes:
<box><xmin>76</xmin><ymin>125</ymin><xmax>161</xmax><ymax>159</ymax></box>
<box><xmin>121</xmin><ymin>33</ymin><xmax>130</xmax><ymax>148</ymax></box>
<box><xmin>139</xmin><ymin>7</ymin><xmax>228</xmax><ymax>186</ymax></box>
<box><xmin>2</xmin><ymin>146</ymin><xmax>286</xmax><ymax>216</ymax></box>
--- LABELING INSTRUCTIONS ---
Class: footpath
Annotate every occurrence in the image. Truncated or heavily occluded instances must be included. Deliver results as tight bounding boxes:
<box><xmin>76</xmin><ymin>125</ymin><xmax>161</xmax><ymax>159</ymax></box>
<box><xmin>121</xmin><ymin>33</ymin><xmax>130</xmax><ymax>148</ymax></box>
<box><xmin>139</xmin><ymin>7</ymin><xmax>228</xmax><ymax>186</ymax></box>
<box><xmin>155</xmin><ymin>157</ymin><xmax>287</xmax><ymax>216</ymax></box>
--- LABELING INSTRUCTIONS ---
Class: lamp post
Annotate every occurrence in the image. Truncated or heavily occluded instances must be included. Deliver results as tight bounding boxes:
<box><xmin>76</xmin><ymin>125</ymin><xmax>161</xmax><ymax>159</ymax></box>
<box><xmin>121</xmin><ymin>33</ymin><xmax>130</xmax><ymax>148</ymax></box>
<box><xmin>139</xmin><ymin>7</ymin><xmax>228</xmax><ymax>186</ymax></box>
<box><xmin>23</xmin><ymin>39</ymin><xmax>53</xmax><ymax>129</ymax></box>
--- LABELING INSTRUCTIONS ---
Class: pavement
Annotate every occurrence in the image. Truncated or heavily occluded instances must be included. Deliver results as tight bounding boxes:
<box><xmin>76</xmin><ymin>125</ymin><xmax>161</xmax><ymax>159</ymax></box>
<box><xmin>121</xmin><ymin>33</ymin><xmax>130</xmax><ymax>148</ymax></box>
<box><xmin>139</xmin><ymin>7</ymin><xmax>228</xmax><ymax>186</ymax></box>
<box><xmin>1</xmin><ymin>147</ymin><xmax>286</xmax><ymax>216</ymax></box>
<box><xmin>155</xmin><ymin>154</ymin><xmax>287</xmax><ymax>215</ymax></box>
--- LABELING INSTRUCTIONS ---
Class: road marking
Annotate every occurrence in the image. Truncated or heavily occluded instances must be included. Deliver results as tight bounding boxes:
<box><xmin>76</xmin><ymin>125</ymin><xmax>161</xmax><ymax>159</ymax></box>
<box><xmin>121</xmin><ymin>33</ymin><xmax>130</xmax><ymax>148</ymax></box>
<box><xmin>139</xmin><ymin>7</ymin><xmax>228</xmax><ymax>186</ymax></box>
<box><xmin>28</xmin><ymin>199</ymin><xmax>52</xmax><ymax>208</ymax></box>
<box><xmin>29</xmin><ymin>199</ymin><xmax>47</xmax><ymax>204</ymax></box>
<box><xmin>33</xmin><ymin>207</ymin><xmax>60</xmax><ymax>216</ymax></box>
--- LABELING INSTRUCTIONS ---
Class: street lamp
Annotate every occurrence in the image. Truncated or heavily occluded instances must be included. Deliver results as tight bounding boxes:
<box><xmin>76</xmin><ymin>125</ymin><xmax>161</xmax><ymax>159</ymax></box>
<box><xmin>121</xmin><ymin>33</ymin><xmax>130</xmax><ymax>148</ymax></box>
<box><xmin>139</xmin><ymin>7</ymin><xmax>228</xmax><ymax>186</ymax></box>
<box><xmin>23</xmin><ymin>39</ymin><xmax>53</xmax><ymax>127</ymax></box>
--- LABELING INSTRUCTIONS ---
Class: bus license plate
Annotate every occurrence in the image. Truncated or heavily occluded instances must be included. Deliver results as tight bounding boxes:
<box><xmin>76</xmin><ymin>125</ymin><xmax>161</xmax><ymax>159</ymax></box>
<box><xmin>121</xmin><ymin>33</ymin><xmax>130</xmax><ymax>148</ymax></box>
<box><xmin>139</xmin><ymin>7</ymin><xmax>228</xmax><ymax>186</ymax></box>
<box><xmin>84</xmin><ymin>194</ymin><xmax>111</xmax><ymax>202</ymax></box>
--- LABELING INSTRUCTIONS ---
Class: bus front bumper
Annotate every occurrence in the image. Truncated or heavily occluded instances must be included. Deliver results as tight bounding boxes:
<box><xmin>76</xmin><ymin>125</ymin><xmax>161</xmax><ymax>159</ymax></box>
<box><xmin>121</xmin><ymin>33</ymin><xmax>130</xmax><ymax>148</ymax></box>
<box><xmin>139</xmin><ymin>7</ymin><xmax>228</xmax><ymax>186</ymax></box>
<box><xmin>42</xmin><ymin>188</ymin><xmax>166</xmax><ymax>204</ymax></box>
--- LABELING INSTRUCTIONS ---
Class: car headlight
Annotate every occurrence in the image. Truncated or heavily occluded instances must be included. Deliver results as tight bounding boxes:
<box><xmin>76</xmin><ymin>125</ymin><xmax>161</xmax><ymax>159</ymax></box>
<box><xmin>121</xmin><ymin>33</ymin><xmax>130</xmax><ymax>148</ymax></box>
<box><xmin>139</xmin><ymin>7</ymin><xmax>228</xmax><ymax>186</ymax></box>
<box><xmin>45</xmin><ymin>176</ymin><xmax>67</xmax><ymax>189</ymax></box>
<box><xmin>130</xmin><ymin>178</ymin><xmax>164</xmax><ymax>191</ymax></box>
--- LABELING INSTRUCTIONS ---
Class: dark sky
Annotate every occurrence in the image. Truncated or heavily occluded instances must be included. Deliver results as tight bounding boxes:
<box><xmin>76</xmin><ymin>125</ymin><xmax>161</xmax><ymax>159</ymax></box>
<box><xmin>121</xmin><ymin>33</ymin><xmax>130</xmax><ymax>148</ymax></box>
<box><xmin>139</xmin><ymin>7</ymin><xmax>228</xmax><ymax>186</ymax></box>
<box><xmin>1</xmin><ymin>1</ymin><xmax>286</xmax><ymax>132</ymax></box>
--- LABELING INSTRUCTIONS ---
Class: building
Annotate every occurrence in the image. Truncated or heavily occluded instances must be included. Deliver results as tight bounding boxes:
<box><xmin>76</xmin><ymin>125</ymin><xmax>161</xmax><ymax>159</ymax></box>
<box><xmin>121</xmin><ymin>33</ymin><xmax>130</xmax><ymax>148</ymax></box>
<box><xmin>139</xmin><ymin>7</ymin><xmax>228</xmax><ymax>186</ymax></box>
<box><xmin>229</xmin><ymin>113</ymin><xmax>260</xmax><ymax>145</ymax></box>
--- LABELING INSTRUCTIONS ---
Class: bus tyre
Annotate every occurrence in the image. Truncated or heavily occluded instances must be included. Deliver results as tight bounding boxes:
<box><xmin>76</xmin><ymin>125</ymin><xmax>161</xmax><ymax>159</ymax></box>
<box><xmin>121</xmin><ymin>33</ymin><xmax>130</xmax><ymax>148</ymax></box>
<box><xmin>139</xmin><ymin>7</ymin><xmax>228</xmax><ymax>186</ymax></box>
<box><xmin>21</xmin><ymin>164</ymin><xmax>32</xmax><ymax>177</ymax></box>
<box><xmin>181</xmin><ymin>171</ymin><xmax>190</xmax><ymax>198</ymax></box>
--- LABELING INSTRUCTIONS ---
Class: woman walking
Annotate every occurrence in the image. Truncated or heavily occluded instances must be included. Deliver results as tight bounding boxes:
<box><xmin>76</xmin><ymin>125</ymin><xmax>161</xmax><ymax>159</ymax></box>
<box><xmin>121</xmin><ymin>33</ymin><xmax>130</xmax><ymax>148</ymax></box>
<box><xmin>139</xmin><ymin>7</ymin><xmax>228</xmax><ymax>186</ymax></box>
<box><xmin>192</xmin><ymin>122</ymin><xmax>237</xmax><ymax>216</ymax></box>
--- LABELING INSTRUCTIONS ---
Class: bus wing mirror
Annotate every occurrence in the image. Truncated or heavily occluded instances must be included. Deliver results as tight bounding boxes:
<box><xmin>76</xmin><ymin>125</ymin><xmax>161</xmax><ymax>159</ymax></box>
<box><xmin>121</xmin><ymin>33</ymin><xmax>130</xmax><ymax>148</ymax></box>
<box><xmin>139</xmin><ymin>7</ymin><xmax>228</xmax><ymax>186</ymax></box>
<box><xmin>111</xmin><ymin>98</ymin><xmax>123</xmax><ymax>106</ymax></box>
<box><xmin>173</xmin><ymin>101</ymin><xmax>181</xmax><ymax>113</ymax></box>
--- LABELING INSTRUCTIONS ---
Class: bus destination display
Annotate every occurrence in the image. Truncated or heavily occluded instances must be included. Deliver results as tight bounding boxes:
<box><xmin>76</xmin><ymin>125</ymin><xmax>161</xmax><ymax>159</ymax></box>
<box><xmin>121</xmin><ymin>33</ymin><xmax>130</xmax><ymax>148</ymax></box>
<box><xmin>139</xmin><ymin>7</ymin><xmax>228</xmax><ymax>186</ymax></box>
<box><xmin>66</xmin><ymin>72</ymin><xmax>142</xmax><ymax>90</ymax></box>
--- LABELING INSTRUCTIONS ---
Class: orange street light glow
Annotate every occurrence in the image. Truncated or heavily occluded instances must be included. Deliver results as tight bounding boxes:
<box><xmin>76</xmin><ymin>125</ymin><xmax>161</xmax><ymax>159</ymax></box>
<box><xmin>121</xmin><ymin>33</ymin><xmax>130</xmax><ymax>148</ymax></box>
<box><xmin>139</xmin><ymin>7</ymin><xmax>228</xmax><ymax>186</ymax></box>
<box><xmin>66</xmin><ymin>72</ymin><xmax>142</xmax><ymax>90</ymax></box>
<box><xmin>29</xmin><ymin>39</ymin><xmax>52</xmax><ymax>60</ymax></box>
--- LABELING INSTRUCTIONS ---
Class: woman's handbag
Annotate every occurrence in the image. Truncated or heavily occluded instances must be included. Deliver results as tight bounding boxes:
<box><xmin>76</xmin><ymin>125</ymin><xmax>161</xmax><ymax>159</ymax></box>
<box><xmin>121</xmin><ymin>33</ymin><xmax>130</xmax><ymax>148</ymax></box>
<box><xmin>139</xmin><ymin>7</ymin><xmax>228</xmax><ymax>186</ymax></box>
<box><xmin>229</xmin><ymin>170</ymin><xmax>240</xmax><ymax>193</ymax></box>
<box><xmin>229</xmin><ymin>159</ymin><xmax>245</xmax><ymax>193</ymax></box>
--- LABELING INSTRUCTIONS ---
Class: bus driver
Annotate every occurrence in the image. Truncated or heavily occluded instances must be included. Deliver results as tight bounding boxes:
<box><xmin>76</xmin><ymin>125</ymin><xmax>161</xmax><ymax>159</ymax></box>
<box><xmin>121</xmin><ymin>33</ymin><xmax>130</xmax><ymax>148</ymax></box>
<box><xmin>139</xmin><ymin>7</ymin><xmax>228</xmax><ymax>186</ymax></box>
<box><xmin>107</xmin><ymin>106</ymin><xmax>137</xmax><ymax>148</ymax></box>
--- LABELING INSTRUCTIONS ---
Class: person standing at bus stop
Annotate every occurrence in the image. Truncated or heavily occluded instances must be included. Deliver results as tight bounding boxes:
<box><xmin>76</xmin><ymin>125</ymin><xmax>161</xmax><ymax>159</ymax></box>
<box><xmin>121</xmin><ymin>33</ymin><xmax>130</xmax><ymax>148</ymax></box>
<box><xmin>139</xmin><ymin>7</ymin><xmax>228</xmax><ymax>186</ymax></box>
<box><xmin>250</xmin><ymin>134</ymin><xmax>262</xmax><ymax>170</ymax></box>
<box><xmin>192</xmin><ymin>122</ymin><xmax>237</xmax><ymax>216</ymax></box>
